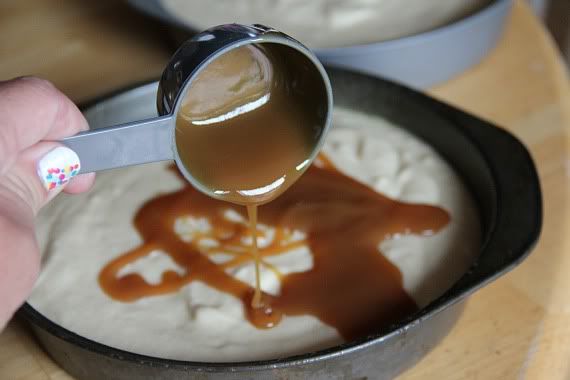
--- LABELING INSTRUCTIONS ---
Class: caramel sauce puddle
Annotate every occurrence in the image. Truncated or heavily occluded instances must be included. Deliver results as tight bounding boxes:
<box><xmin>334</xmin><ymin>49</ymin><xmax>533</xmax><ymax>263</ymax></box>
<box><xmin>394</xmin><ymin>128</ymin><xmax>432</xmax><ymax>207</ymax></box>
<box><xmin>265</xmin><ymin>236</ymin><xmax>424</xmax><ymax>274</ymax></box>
<box><xmin>99</xmin><ymin>156</ymin><xmax>450</xmax><ymax>340</ymax></box>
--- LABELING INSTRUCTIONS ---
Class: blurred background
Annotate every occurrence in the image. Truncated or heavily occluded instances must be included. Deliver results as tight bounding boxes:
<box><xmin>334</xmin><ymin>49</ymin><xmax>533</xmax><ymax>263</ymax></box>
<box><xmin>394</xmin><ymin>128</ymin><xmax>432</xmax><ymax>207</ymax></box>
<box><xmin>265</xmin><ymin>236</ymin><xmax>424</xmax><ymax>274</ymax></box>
<box><xmin>529</xmin><ymin>0</ymin><xmax>569</xmax><ymax>63</ymax></box>
<box><xmin>0</xmin><ymin>0</ymin><xmax>567</xmax><ymax>102</ymax></box>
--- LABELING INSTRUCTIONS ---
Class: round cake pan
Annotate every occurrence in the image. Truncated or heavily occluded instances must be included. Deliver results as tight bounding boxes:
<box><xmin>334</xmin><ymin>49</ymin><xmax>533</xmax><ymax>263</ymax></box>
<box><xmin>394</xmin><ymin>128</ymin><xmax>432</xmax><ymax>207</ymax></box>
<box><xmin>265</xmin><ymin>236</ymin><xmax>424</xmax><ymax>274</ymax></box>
<box><xmin>19</xmin><ymin>67</ymin><xmax>541</xmax><ymax>380</ymax></box>
<box><xmin>126</xmin><ymin>0</ymin><xmax>512</xmax><ymax>88</ymax></box>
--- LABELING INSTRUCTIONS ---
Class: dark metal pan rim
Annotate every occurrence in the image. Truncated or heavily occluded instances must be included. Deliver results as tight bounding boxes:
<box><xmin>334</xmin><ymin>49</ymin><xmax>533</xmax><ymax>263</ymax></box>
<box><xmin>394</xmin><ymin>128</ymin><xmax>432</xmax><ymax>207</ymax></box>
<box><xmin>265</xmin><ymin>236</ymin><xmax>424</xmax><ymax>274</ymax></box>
<box><xmin>18</xmin><ymin>66</ymin><xmax>542</xmax><ymax>373</ymax></box>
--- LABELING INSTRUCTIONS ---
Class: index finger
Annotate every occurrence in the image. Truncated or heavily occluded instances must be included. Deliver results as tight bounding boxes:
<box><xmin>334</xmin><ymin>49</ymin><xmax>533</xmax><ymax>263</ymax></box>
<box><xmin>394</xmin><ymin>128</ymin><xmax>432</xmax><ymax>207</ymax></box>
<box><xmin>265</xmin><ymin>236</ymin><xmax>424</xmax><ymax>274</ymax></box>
<box><xmin>0</xmin><ymin>77</ymin><xmax>88</xmax><ymax>174</ymax></box>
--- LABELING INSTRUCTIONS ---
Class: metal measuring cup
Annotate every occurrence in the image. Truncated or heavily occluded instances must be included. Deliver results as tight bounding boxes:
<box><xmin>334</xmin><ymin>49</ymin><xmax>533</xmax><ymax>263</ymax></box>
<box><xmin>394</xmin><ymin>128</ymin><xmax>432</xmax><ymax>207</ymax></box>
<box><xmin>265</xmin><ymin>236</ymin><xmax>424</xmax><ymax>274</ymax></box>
<box><xmin>62</xmin><ymin>24</ymin><xmax>333</xmax><ymax>200</ymax></box>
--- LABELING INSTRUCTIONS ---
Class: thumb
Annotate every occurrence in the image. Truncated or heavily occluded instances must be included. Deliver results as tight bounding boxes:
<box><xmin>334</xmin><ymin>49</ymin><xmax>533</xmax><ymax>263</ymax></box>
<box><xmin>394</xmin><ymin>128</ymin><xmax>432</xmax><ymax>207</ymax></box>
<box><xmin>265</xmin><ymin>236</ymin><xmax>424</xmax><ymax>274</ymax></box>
<box><xmin>10</xmin><ymin>143</ymin><xmax>83</xmax><ymax>213</ymax></box>
<box><xmin>0</xmin><ymin>77</ymin><xmax>95</xmax><ymax>329</ymax></box>
<box><xmin>0</xmin><ymin>143</ymin><xmax>82</xmax><ymax>328</ymax></box>
<box><xmin>0</xmin><ymin>142</ymin><xmax>82</xmax><ymax>330</ymax></box>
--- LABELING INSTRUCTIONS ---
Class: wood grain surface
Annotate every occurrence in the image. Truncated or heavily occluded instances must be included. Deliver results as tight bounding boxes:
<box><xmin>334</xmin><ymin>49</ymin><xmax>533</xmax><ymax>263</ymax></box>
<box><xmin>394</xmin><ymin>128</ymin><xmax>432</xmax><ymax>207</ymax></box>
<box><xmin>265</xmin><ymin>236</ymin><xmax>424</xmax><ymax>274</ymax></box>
<box><xmin>0</xmin><ymin>0</ymin><xmax>568</xmax><ymax>379</ymax></box>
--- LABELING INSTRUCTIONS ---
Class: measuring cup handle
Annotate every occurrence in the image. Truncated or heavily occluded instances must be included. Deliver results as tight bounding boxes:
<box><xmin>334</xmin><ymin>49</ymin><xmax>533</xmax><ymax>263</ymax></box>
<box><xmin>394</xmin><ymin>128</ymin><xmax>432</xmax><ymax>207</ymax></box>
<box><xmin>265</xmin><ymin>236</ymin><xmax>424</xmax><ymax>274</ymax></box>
<box><xmin>61</xmin><ymin>116</ymin><xmax>174</xmax><ymax>173</ymax></box>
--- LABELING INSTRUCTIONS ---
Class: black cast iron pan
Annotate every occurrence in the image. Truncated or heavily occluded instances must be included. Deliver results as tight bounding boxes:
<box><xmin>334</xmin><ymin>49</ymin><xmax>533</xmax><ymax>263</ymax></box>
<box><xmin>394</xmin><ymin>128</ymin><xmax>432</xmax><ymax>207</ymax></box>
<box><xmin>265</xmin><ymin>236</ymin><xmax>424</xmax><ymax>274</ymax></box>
<box><xmin>18</xmin><ymin>67</ymin><xmax>542</xmax><ymax>380</ymax></box>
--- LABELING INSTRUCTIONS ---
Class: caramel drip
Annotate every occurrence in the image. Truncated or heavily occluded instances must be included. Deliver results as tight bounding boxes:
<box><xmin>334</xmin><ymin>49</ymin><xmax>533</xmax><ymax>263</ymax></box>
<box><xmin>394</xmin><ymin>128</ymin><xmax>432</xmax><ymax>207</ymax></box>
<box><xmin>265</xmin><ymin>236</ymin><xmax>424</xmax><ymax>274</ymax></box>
<box><xmin>247</xmin><ymin>204</ymin><xmax>263</xmax><ymax>309</ymax></box>
<box><xmin>99</xmin><ymin>159</ymin><xmax>450</xmax><ymax>340</ymax></box>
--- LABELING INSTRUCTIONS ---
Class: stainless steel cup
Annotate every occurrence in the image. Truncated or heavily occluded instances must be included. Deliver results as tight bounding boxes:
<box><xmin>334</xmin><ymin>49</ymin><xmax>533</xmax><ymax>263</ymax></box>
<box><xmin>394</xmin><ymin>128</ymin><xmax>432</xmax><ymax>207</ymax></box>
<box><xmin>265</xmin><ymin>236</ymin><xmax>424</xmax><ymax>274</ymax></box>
<box><xmin>62</xmin><ymin>24</ymin><xmax>333</xmax><ymax>198</ymax></box>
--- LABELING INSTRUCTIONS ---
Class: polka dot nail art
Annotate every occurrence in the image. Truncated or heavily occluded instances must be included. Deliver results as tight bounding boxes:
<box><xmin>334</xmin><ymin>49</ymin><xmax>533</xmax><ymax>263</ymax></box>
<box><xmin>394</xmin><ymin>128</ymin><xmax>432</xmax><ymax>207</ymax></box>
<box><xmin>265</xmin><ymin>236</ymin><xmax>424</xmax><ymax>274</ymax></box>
<box><xmin>37</xmin><ymin>147</ymin><xmax>81</xmax><ymax>191</ymax></box>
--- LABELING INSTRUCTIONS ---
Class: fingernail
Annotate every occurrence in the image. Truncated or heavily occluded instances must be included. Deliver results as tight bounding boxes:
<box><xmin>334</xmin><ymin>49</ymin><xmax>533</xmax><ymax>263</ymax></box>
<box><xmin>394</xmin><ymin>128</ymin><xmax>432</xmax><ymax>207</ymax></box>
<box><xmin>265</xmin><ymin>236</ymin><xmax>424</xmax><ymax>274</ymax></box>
<box><xmin>37</xmin><ymin>147</ymin><xmax>81</xmax><ymax>191</ymax></box>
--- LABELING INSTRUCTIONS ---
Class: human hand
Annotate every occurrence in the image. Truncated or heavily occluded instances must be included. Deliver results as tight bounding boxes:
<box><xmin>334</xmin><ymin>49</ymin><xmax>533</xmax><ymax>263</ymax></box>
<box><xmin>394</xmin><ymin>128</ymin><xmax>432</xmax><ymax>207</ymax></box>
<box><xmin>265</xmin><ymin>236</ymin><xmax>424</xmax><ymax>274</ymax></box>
<box><xmin>0</xmin><ymin>77</ymin><xmax>95</xmax><ymax>329</ymax></box>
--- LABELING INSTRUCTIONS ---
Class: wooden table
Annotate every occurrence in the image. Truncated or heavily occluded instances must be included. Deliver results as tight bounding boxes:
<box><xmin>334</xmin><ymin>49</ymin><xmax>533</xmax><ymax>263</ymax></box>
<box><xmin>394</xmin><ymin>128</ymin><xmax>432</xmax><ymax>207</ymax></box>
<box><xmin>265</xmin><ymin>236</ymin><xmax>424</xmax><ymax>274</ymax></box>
<box><xmin>1</xmin><ymin>0</ymin><xmax>569</xmax><ymax>379</ymax></box>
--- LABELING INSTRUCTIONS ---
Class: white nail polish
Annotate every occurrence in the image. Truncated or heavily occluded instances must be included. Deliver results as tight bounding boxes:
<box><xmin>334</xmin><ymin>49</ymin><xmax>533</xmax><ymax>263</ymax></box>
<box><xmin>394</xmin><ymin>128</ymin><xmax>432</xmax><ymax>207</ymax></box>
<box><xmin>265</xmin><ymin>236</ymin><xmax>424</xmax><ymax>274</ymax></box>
<box><xmin>37</xmin><ymin>147</ymin><xmax>81</xmax><ymax>191</ymax></box>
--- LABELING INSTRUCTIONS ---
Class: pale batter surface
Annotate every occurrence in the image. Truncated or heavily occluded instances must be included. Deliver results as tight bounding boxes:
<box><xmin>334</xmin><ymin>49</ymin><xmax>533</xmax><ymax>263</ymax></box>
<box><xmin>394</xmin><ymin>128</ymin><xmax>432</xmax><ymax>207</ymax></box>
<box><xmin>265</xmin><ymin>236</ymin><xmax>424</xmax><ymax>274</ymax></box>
<box><xmin>30</xmin><ymin>108</ymin><xmax>480</xmax><ymax>362</ymax></box>
<box><xmin>160</xmin><ymin>0</ymin><xmax>492</xmax><ymax>49</ymax></box>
